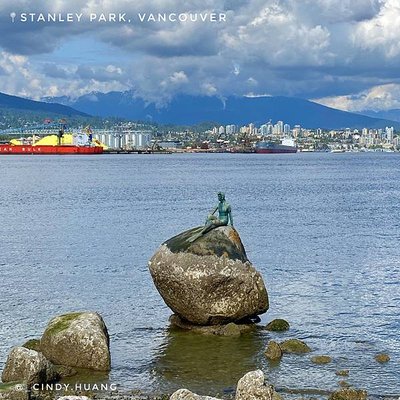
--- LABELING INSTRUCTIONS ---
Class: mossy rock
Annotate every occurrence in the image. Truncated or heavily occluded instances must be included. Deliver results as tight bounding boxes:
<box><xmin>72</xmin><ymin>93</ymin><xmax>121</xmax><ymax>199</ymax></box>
<box><xmin>336</xmin><ymin>370</ymin><xmax>349</xmax><ymax>377</ymax></box>
<box><xmin>329</xmin><ymin>388</ymin><xmax>367</xmax><ymax>400</ymax></box>
<box><xmin>265</xmin><ymin>319</ymin><xmax>290</xmax><ymax>332</ymax></box>
<box><xmin>41</xmin><ymin>312</ymin><xmax>110</xmax><ymax>371</ymax></box>
<box><xmin>375</xmin><ymin>353</ymin><xmax>390</xmax><ymax>363</ymax></box>
<box><xmin>44</xmin><ymin>312</ymin><xmax>84</xmax><ymax>337</ymax></box>
<box><xmin>280</xmin><ymin>339</ymin><xmax>311</xmax><ymax>354</ymax></box>
<box><xmin>264</xmin><ymin>340</ymin><xmax>282</xmax><ymax>361</ymax></box>
<box><xmin>311</xmin><ymin>355</ymin><xmax>332</xmax><ymax>364</ymax></box>
<box><xmin>21</xmin><ymin>339</ymin><xmax>41</xmax><ymax>352</ymax></box>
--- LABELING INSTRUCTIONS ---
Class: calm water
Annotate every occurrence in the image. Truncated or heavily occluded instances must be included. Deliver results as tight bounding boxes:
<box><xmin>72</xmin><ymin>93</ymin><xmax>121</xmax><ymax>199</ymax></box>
<box><xmin>0</xmin><ymin>153</ymin><xmax>399</xmax><ymax>397</ymax></box>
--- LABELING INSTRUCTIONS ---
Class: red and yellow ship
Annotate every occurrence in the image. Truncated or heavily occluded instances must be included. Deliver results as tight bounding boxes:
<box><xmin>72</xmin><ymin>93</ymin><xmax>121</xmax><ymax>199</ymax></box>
<box><xmin>0</xmin><ymin>129</ymin><xmax>106</xmax><ymax>155</ymax></box>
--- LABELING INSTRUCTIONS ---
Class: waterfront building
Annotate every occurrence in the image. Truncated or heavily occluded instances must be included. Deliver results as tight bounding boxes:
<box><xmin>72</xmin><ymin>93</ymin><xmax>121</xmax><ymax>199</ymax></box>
<box><xmin>284</xmin><ymin>124</ymin><xmax>290</xmax><ymax>134</ymax></box>
<box><xmin>385</xmin><ymin>126</ymin><xmax>394</xmax><ymax>142</ymax></box>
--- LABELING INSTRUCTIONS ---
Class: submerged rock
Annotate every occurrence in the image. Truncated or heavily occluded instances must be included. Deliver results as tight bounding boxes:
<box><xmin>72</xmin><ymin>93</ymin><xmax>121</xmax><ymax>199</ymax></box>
<box><xmin>311</xmin><ymin>355</ymin><xmax>332</xmax><ymax>364</ymax></box>
<box><xmin>279</xmin><ymin>339</ymin><xmax>311</xmax><ymax>354</ymax></box>
<box><xmin>40</xmin><ymin>312</ymin><xmax>111</xmax><ymax>371</ymax></box>
<box><xmin>235</xmin><ymin>370</ymin><xmax>281</xmax><ymax>400</ymax></box>
<box><xmin>335</xmin><ymin>370</ymin><xmax>350</xmax><ymax>377</ymax></box>
<box><xmin>1</xmin><ymin>347</ymin><xmax>57</xmax><ymax>385</ymax></box>
<box><xmin>374</xmin><ymin>353</ymin><xmax>390</xmax><ymax>363</ymax></box>
<box><xmin>329</xmin><ymin>388</ymin><xmax>367</xmax><ymax>400</ymax></box>
<box><xmin>264</xmin><ymin>341</ymin><xmax>283</xmax><ymax>361</ymax></box>
<box><xmin>149</xmin><ymin>226</ymin><xmax>269</xmax><ymax>325</ymax></box>
<box><xmin>170</xmin><ymin>315</ymin><xmax>255</xmax><ymax>336</ymax></box>
<box><xmin>265</xmin><ymin>319</ymin><xmax>290</xmax><ymax>332</ymax></box>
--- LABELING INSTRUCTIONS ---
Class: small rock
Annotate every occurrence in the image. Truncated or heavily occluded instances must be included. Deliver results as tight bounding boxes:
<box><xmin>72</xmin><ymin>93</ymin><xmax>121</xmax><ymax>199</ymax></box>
<box><xmin>21</xmin><ymin>339</ymin><xmax>41</xmax><ymax>352</ymax></box>
<box><xmin>375</xmin><ymin>353</ymin><xmax>390</xmax><ymax>363</ymax></box>
<box><xmin>1</xmin><ymin>347</ymin><xmax>57</xmax><ymax>385</ymax></box>
<box><xmin>311</xmin><ymin>355</ymin><xmax>332</xmax><ymax>364</ymax></box>
<box><xmin>265</xmin><ymin>319</ymin><xmax>289</xmax><ymax>332</ymax></box>
<box><xmin>279</xmin><ymin>339</ymin><xmax>311</xmax><ymax>354</ymax></box>
<box><xmin>170</xmin><ymin>388</ymin><xmax>221</xmax><ymax>400</ymax></box>
<box><xmin>57</xmin><ymin>397</ymin><xmax>92</xmax><ymax>400</ymax></box>
<box><xmin>264</xmin><ymin>341</ymin><xmax>283</xmax><ymax>361</ymax></box>
<box><xmin>235</xmin><ymin>370</ymin><xmax>281</xmax><ymax>400</ymax></box>
<box><xmin>41</xmin><ymin>312</ymin><xmax>111</xmax><ymax>371</ymax></box>
<box><xmin>329</xmin><ymin>388</ymin><xmax>367</xmax><ymax>400</ymax></box>
<box><xmin>335</xmin><ymin>370</ymin><xmax>349</xmax><ymax>377</ymax></box>
<box><xmin>339</xmin><ymin>381</ymin><xmax>351</xmax><ymax>388</ymax></box>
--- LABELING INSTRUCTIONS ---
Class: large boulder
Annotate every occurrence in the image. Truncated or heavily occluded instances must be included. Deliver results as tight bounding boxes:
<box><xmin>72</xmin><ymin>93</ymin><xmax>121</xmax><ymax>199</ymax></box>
<box><xmin>40</xmin><ymin>312</ymin><xmax>110</xmax><ymax>371</ymax></box>
<box><xmin>149</xmin><ymin>226</ymin><xmax>269</xmax><ymax>325</ymax></box>
<box><xmin>1</xmin><ymin>347</ymin><xmax>57</xmax><ymax>385</ymax></box>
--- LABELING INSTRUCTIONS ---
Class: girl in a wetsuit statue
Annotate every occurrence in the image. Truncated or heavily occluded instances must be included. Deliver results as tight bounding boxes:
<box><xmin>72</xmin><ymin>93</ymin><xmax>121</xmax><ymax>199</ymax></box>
<box><xmin>188</xmin><ymin>192</ymin><xmax>233</xmax><ymax>242</ymax></box>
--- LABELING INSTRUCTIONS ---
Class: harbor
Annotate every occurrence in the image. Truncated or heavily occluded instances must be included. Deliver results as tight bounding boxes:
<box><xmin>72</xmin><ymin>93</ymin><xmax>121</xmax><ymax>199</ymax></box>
<box><xmin>0</xmin><ymin>152</ymin><xmax>399</xmax><ymax>399</ymax></box>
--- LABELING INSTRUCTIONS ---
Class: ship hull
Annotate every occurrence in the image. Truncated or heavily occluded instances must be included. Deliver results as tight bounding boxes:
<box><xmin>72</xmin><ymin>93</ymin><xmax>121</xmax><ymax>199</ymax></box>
<box><xmin>0</xmin><ymin>145</ymin><xmax>103</xmax><ymax>155</ymax></box>
<box><xmin>255</xmin><ymin>148</ymin><xmax>297</xmax><ymax>154</ymax></box>
<box><xmin>255</xmin><ymin>142</ymin><xmax>297</xmax><ymax>154</ymax></box>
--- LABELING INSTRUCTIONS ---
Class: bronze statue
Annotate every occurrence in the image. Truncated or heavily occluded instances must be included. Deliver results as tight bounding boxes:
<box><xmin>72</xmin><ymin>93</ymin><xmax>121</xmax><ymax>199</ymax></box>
<box><xmin>189</xmin><ymin>192</ymin><xmax>233</xmax><ymax>242</ymax></box>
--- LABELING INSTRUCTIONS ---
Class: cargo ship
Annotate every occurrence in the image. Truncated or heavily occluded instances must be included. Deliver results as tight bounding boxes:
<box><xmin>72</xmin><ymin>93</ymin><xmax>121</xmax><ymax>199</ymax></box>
<box><xmin>0</xmin><ymin>129</ymin><xmax>105</xmax><ymax>155</ymax></box>
<box><xmin>255</xmin><ymin>138</ymin><xmax>297</xmax><ymax>154</ymax></box>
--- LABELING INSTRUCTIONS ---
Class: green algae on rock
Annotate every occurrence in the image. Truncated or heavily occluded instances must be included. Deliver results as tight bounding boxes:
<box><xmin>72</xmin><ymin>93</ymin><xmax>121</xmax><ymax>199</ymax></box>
<box><xmin>279</xmin><ymin>339</ymin><xmax>311</xmax><ymax>354</ymax></box>
<box><xmin>21</xmin><ymin>339</ymin><xmax>41</xmax><ymax>352</ymax></box>
<box><xmin>265</xmin><ymin>319</ymin><xmax>290</xmax><ymax>332</ymax></box>
<box><xmin>329</xmin><ymin>388</ymin><xmax>367</xmax><ymax>400</ymax></box>
<box><xmin>264</xmin><ymin>340</ymin><xmax>283</xmax><ymax>361</ymax></box>
<box><xmin>41</xmin><ymin>312</ymin><xmax>111</xmax><ymax>371</ymax></box>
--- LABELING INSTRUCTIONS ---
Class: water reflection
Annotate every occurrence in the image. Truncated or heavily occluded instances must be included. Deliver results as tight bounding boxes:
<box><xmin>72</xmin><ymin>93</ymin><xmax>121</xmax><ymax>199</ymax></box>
<box><xmin>153</xmin><ymin>325</ymin><xmax>265</xmax><ymax>395</ymax></box>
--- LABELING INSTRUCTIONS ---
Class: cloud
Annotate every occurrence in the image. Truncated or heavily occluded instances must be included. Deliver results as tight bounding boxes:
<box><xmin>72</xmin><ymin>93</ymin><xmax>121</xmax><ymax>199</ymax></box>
<box><xmin>353</xmin><ymin>0</ymin><xmax>400</xmax><ymax>58</ymax></box>
<box><xmin>314</xmin><ymin>83</ymin><xmax>400</xmax><ymax>112</ymax></box>
<box><xmin>0</xmin><ymin>0</ymin><xmax>399</xmax><ymax>108</ymax></box>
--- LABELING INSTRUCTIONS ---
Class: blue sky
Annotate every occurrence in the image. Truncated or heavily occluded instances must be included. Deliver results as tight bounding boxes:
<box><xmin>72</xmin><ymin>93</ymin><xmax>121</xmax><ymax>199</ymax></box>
<box><xmin>1</xmin><ymin>0</ymin><xmax>400</xmax><ymax>111</ymax></box>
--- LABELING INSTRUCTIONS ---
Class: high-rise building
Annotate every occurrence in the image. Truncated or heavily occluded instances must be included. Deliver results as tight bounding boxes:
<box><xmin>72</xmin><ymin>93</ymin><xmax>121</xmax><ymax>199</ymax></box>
<box><xmin>385</xmin><ymin>126</ymin><xmax>394</xmax><ymax>142</ymax></box>
<box><xmin>284</xmin><ymin>124</ymin><xmax>290</xmax><ymax>135</ymax></box>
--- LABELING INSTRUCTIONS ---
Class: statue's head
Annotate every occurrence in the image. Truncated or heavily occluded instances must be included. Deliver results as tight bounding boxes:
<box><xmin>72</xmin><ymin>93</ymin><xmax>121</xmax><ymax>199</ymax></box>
<box><xmin>217</xmin><ymin>192</ymin><xmax>225</xmax><ymax>201</ymax></box>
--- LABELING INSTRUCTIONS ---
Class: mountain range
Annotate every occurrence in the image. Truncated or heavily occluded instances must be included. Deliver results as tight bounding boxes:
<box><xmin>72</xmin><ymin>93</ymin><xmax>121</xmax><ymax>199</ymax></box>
<box><xmin>0</xmin><ymin>91</ymin><xmax>88</xmax><ymax>117</ymax></box>
<box><xmin>0</xmin><ymin>90</ymin><xmax>398</xmax><ymax>129</ymax></box>
<box><xmin>42</xmin><ymin>91</ymin><xmax>400</xmax><ymax>129</ymax></box>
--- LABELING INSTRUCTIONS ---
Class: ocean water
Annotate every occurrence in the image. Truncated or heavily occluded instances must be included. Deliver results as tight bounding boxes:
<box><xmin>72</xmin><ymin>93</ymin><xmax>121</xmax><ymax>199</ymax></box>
<box><xmin>0</xmin><ymin>153</ymin><xmax>399</xmax><ymax>397</ymax></box>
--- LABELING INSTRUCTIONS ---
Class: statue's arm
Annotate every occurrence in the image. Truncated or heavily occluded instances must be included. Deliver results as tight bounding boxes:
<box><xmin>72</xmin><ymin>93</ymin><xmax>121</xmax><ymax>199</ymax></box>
<box><xmin>209</xmin><ymin>205</ymin><xmax>218</xmax><ymax>216</ymax></box>
<box><xmin>228</xmin><ymin>206</ymin><xmax>233</xmax><ymax>226</ymax></box>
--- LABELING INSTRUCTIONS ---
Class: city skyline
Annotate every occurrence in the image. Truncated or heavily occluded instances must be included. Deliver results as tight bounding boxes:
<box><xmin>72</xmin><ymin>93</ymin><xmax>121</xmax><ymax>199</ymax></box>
<box><xmin>1</xmin><ymin>1</ymin><xmax>400</xmax><ymax>113</ymax></box>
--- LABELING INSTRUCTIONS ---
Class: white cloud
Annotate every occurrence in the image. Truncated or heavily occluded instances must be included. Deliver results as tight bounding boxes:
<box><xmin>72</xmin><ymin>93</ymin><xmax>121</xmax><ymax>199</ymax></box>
<box><xmin>314</xmin><ymin>83</ymin><xmax>400</xmax><ymax>111</ymax></box>
<box><xmin>353</xmin><ymin>0</ymin><xmax>400</xmax><ymax>57</ymax></box>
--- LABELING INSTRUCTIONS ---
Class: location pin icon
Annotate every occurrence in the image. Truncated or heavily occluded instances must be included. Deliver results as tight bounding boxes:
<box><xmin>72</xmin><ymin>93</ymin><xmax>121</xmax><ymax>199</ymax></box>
<box><xmin>10</xmin><ymin>12</ymin><xmax>16</xmax><ymax>22</ymax></box>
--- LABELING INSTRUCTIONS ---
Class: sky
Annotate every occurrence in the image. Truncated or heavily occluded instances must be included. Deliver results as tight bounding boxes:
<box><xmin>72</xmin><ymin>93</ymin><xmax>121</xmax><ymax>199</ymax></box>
<box><xmin>1</xmin><ymin>0</ymin><xmax>400</xmax><ymax>111</ymax></box>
